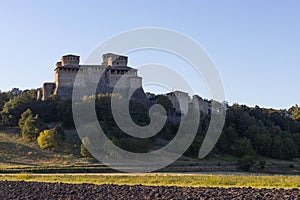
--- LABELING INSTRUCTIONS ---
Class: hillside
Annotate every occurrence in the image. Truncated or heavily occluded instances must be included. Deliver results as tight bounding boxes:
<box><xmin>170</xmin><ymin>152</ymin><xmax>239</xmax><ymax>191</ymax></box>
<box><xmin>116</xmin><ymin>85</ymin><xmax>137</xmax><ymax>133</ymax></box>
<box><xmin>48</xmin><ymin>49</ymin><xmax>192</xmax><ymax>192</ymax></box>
<box><xmin>0</xmin><ymin>127</ymin><xmax>89</xmax><ymax>169</ymax></box>
<box><xmin>0</xmin><ymin>89</ymin><xmax>300</xmax><ymax>173</ymax></box>
<box><xmin>0</xmin><ymin>127</ymin><xmax>299</xmax><ymax>174</ymax></box>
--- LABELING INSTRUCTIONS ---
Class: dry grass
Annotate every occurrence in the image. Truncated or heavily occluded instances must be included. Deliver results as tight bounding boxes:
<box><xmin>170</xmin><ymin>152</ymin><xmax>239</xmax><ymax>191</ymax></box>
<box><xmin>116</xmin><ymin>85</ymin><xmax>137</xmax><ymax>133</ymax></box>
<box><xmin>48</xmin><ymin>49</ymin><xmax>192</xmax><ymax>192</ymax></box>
<box><xmin>0</xmin><ymin>173</ymin><xmax>299</xmax><ymax>189</ymax></box>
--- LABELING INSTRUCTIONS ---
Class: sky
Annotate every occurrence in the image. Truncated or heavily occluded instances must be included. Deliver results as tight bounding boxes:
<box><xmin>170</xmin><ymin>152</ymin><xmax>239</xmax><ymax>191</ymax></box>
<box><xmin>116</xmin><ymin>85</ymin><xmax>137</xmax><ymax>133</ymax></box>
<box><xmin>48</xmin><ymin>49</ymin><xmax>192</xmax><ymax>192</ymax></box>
<box><xmin>0</xmin><ymin>1</ymin><xmax>299</xmax><ymax>109</ymax></box>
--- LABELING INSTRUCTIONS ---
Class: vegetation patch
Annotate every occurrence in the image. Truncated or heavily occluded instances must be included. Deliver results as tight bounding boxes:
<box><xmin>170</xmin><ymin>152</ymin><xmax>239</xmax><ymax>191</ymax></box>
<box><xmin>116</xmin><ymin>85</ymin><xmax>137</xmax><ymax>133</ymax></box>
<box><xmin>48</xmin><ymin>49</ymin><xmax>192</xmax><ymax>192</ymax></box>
<box><xmin>0</xmin><ymin>174</ymin><xmax>299</xmax><ymax>189</ymax></box>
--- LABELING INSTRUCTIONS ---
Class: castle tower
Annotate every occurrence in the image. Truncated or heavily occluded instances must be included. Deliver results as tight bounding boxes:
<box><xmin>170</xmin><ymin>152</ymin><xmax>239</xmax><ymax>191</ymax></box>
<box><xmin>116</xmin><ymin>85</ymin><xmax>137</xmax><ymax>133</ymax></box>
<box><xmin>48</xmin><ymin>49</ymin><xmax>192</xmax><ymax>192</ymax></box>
<box><xmin>42</xmin><ymin>82</ymin><xmax>55</xmax><ymax>100</ymax></box>
<box><xmin>54</xmin><ymin>54</ymin><xmax>80</xmax><ymax>99</ymax></box>
<box><xmin>167</xmin><ymin>91</ymin><xmax>190</xmax><ymax>115</ymax></box>
<box><xmin>61</xmin><ymin>54</ymin><xmax>80</xmax><ymax>66</ymax></box>
<box><xmin>102</xmin><ymin>53</ymin><xmax>128</xmax><ymax>67</ymax></box>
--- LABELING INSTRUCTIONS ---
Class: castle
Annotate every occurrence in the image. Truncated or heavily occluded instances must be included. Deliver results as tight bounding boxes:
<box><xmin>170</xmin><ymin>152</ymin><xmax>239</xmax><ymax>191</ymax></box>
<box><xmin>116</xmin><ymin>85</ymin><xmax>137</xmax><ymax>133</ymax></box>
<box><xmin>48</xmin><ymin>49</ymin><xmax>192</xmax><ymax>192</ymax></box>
<box><xmin>38</xmin><ymin>53</ymin><xmax>143</xmax><ymax>100</ymax></box>
<box><xmin>38</xmin><ymin>53</ymin><xmax>211</xmax><ymax>115</ymax></box>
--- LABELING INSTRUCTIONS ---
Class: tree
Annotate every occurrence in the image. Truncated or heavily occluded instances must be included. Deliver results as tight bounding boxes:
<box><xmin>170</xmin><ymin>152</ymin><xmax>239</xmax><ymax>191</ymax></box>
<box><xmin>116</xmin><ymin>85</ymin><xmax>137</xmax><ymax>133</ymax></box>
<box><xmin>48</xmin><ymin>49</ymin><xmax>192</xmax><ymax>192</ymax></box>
<box><xmin>10</xmin><ymin>88</ymin><xmax>22</xmax><ymax>96</ymax></box>
<box><xmin>57</xmin><ymin>99</ymin><xmax>74</xmax><ymax>128</ymax></box>
<box><xmin>230</xmin><ymin>137</ymin><xmax>255</xmax><ymax>158</ymax></box>
<box><xmin>36</xmin><ymin>95</ymin><xmax>60</xmax><ymax>123</ymax></box>
<box><xmin>217</xmin><ymin>125</ymin><xmax>238</xmax><ymax>152</ymax></box>
<box><xmin>156</xmin><ymin>95</ymin><xmax>173</xmax><ymax>113</ymax></box>
<box><xmin>0</xmin><ymin>89</ymin><xmax>37</xmax><ymax>126</ymax></box>
<box><xmin>244</xmin><ymin>125</ymin><xmax>267</xmax><ymax>140</ymax></box>
<box><xmin>292</xmin><ymin>133</ymin><xmax>300</xmax><ymax>156</ymax></box>
<box><xmin>22</xmin><ymin>114</ymin><xmax>45</xmax><ymax>142</ymax></box>
<box><xmin>282</xmin><ymin>137</ymin><xmax>298</xmax><ymax>160</ymax></box>
<box><xmin>252</xmin><ymin>133</ymin><xmax>272</xmax><ymax>156</ymax></box>
<box><xmin>288</xmin><ymin>105</ymin><xmax>300</xmax><ymax>120</ymax></box>
<box><xmin>270</xmin><ymin>135</ymin><xmax>284</xmax><ymax>159</ymax></box>
<box><xmin>53</xmin><ymin>125</ymin><xmax>66</xmax><ymax>141</ymax></box>
<box><xmin>18</xmin><ymin>109</ymin><xmax>33</xmax><ymax>129</ymax></box>
<box><xmin>113</xmin><ymin>137</ymin><xmax>151</xmax><ymax>153</ymax></box>
<box><xmin>0</xmin><ymin>91</ymin><xmax>11</xmax><ymax>112</ymax></box>
<box><xmin>37</xmin><ymin>126</ymin><xmax>65</xmax><ymax>151</ymax></box>
<box><xmin>185</xmin><ymin>135</ymin><xmax>204</xmax><ymax>157</ymax></box>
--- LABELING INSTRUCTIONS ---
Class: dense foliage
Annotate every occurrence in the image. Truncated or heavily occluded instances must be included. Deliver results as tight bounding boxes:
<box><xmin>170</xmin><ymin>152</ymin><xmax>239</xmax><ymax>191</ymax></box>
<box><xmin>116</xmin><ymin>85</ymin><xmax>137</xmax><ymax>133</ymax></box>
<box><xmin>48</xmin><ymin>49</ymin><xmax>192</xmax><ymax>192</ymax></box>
<box><xmin>0</xmin><ymin>89</ymin><xmax>300</xmax><ymax>161</ymax></box>
<box><xmin>37</xmin><ymin>126</ymin><xmax>65</xmax><ymax>151</ymax></box>
<box><xmin>20</xmin><ymin>109</ymin><xmax>46</xmax><ymax>142</ymax></box>
<box><xmin>216</xmin><ymin>104</ymin><xmax>300</xmax><ymax>160</ymax></box>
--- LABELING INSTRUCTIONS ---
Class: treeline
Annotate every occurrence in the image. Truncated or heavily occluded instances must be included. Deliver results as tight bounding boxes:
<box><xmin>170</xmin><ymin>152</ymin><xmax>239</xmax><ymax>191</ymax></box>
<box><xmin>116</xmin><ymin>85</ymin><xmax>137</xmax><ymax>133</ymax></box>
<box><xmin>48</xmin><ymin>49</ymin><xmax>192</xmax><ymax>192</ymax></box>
<box><xmin>0</xmin><ymin>89</ymin><xmax>300</xmax><ymax>163</ymax></box>
<box><xmin>217</xmin><ymin>104</ymin><xmax>300</xmax><ymax>160</ymax></box>
<box><xmin>0</xmin><ymin>89</ymin><xmax>73</xmax><ymax>128</ymax></box>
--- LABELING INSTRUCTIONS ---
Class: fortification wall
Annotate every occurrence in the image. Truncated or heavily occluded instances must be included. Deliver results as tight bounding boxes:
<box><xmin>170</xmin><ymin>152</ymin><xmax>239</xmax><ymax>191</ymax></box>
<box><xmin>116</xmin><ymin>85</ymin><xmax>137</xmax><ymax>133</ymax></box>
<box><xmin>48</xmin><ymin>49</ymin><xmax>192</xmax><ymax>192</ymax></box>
<box><xmin>42</xmin><ymin>83</ymin><xmax>55</xmax><ymax>100</ymax></box>
<box><xmin>55</xmin><ymin>86</ymin><xmax>74</xmax><ymax>100</ymax></box>
<box><xmin>57</xmin><ymin>70</ymin><xmax>78</xmax><ymax>87</ymax></box>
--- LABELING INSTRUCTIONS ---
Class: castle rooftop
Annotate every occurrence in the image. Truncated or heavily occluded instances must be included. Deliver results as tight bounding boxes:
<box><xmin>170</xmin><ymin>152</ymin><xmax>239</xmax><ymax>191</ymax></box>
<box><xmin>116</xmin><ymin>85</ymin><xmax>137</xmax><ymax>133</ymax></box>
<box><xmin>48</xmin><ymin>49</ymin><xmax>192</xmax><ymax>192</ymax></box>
<box><xmin>62</xmin><ymin>54</ymin><xmax>80</xmax><ymax>58</ymax></box>
<box><xmin>107</xmin><ymin>66</ymin><xmax>135</xmax><ymax>71</ymax></box>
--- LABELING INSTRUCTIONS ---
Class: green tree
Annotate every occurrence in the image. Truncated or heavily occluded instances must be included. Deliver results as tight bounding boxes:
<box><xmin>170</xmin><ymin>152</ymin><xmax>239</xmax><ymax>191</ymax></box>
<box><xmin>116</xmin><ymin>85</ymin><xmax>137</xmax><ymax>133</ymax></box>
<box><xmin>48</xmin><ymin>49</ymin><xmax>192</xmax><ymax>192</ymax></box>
<box><xmin>288</xmin><ymin>105</ymin><xmax>300</xmax><ymax>120</ymax></box>
<box><xmin>292</xmin><ymin>133</ymin><xmax>300</xmax><ymax>156</ymax></box>
<box><xmin>230</xmin><ymin>137</ymin><xmax>255</xmax><ymax>158</ymax></box>
<box><xmin>53</xmin><ymin>125</ymin><xmax>65</xmax><ymax>141</ymax></box>
<box><xmin>36</xmin><ymin>95</ymin><xmax>60</xmax><ymax>123</ymax></box>
<box><xmin>217</xmin><ymin>125</ymin><xmax>238</xmax><ymax>152</ymax></box>
<box><xmin>57</xmin><ymin>99</ymin><xmax>74</xmax><ymax>128</ymax></box>
<box><xmin>22</xmin><ymin>114</ymin><xmax>45</xmax><ymax>142</ymax></box>
<box><xmin>18</xmin><ymin>109</ymin><xmax>33</xmax><ymax>129</ymax></box>
<box><xmin>0</xmin><ymin>89</ymin><xmax>37</xmax><ymax>126</ymax></box>
<box><xmin>270</xmin><ymin>135</ymin><xmax>284</xmax><ymax>159</ymax></box>
<box><xmin>282</xmin><ymin>137</ymin><xmax>298</xmax><ymax>159</ymax></box>
<box><xmin>0</xmin><ymin>91</ymin><xmax>12</xmax><ymax>112</ymax></box>
<box><xmin>244</xmin><ymin>125</ymin><xmax>266</xmax><ymax>140</ymax></box>
<box><xmin>114</xmin><ymin>137</ymin><xmax>151</xmax><ymax>153</ymax></box>
<box><xmin>185</xmin><ymin>135</ymin><xmax>204</xmax><ymax>157</ymax></box>
<box><xmin>252</xmin><ymin>133</ymin><xmax>272</xmax><ymax>156</ymax></box>
<box><xmin>37</xmin><ymin>126</ymin><xmax>65</xmax><ymax>151</ymax></box>
<box><xmin>156</xmin><ymin>95</ymin><xmax>173</xmax><ymax>113</ymax></box>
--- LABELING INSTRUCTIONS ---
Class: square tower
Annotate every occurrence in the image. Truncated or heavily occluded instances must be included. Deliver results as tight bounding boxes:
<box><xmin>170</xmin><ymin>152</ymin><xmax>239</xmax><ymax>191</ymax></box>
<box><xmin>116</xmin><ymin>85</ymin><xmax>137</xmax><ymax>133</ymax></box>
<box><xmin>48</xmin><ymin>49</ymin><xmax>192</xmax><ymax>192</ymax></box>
<box><xmin>61</xmin><ymin>54</ymin><xmax>80</xmax><ymax>66</ymax></box>
<box><xmin>102</xmin><ymin>53</ymin><xmax>128</xmax><ymax>67</ymax></box>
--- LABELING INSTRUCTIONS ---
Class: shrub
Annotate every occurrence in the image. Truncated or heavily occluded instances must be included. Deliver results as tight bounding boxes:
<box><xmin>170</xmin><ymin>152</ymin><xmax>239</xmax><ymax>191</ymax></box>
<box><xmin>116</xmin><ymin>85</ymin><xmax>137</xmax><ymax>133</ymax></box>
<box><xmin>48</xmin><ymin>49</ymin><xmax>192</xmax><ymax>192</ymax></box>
<box><xmin>238</xmin><ymin>155</ymin><xmax>255</xmax><ymax>172</ymax></box>
<box><xmin>80</xmin><ymin>143</ymin><xmax>92</xmax><ymax>158</ymax></box>
<box><xmin>114</xmin><ymin>137</ymin><xmax>151</xmax><ymax>153</ymax></box>
<box><xmin>37</xmin><ymin>126</ymin><xmax>65</xmax><ymax>151</ymax></box>
<box><xmin>259</xmin><ymin>160</ymin><xmax>266</xmax><ymax>169</ymax></box>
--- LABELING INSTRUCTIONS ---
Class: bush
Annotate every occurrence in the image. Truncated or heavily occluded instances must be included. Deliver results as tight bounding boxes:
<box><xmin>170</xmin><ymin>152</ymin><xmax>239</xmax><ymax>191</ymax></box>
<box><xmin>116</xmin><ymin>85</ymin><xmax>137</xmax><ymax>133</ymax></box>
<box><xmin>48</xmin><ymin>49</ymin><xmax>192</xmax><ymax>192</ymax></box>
<box><xmin>259</xmin><ymin>160</ymin><xmax>266</xmax><ymax>169</ymax></box>
<box><xmin>238</xmin><ymin>155</ymin><xmax>255</xmax><ymax>172</ymax></box>
<box><xmin>37</xmin><ymin>126</ymin><xmax>65</xmax><ymax>151</ymax></box>
<box><xmin>114</xmin><ymin>137</ymin><xmax>151</xmax><ymax>153</ymax></box>
<box><xmin>80</xmin><ymin>143</ymin><xmax>92</xmax><ymax>158</ymax></box>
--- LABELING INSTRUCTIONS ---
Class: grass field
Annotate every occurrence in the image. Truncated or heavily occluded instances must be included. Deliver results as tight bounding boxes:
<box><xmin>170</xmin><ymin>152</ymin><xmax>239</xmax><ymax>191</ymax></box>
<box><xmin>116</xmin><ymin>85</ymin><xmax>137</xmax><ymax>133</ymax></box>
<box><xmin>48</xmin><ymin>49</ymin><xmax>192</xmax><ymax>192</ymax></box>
<box><xmin>1</xmin><ymin>128</ymin><xmax>300</xmax><ymax>189</ymax></box>
<box><xmin>0</xmin><ymin>173</ymin><xmax>299</xmax><ymax>189</ymax></box>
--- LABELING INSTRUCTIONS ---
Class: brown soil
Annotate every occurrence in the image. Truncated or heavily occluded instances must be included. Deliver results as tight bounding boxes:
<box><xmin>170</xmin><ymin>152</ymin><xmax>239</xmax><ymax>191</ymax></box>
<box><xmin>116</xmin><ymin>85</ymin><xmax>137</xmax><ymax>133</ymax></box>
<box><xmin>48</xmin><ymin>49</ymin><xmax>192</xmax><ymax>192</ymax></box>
<box><xmin>0</xmin><ymin>181</ymin><xmax>299</xmax><ymax>199</ymax></box>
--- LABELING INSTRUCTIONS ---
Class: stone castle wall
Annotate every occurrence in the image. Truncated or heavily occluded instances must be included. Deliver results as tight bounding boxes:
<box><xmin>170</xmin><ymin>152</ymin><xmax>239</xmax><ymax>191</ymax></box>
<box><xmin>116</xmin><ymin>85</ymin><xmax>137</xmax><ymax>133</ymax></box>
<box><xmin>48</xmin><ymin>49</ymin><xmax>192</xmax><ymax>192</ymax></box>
<box><xmin>42</xmin><ymin>83</ymin><xmax>56</xmax><ymax>100</ymax></box>
<box><xmin>39</xmin><ymin>53</ymin><xmax>145</xmax><ymax>100</ymax></box>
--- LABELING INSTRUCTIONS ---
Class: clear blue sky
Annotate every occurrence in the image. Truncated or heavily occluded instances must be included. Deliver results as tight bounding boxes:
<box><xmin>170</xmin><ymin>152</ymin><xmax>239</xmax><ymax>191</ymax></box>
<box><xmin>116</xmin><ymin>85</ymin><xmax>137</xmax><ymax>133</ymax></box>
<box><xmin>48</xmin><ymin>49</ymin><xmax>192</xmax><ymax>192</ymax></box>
<box><xmin>0</xmin><ymin>1</ymin><xmax>299</xmax><ymax>109</ymax></box>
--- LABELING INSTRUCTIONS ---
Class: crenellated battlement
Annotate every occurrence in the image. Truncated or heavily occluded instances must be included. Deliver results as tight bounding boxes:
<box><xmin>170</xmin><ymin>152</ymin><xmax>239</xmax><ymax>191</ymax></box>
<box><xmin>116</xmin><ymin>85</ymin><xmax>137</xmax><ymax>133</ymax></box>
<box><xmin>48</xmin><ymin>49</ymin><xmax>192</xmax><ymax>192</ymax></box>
<box><xmin>61</xmin><ymin>54</ymin><xmax>80</xmax><ymax>66</ymax></box>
